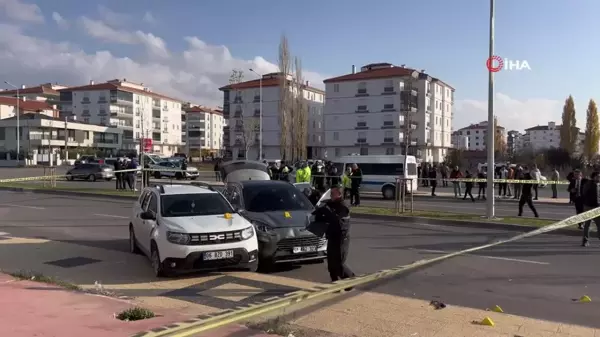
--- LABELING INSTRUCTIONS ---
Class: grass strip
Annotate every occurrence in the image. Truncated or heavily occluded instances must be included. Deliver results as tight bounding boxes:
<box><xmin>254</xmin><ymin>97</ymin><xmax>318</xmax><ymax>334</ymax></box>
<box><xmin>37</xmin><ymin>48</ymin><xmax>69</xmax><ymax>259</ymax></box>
<box><xmin>8</xmin><ymin>270</ymin><xmax>81</xmax><ymax>291</ymax></box>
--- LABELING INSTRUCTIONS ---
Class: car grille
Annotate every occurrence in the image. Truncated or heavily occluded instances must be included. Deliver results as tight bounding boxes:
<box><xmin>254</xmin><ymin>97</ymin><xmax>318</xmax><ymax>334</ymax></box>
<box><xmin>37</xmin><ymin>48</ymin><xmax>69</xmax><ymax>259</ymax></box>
<box><xmin>189</xmin><ymin>230</ymin><xmax>243</xmax><ymax>245</ymax></box>
<box><xmin>277</xmin><ymin>236</ymin><xmax>326</xmax><ymax>250</ymax></box>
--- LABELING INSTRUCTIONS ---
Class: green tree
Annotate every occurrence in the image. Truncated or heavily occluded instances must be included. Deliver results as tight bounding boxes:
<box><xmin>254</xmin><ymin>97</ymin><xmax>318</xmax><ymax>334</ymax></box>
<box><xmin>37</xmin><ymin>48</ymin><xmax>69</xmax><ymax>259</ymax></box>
<box><xmin>584</xmin><ymin>99</ymin><xmax>600</xmax><ymax>160</ymax></box>
<box><xmin>560</xmin><ymin>95</ymin><xmax>577</xmax><ymax>153</ymax></box>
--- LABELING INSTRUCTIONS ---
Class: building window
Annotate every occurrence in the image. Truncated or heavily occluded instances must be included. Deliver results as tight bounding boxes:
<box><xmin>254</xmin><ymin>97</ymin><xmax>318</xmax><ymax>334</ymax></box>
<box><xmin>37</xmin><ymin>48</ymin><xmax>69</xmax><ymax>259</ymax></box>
<box><xmin>383</xmin><ymin>114</ymin><xmax>394</xmax><ymax>127</ymax></box>
<box><xmin>384</xmin><ymin>80</ymin><xmax>394</xmax><ymax>92</ymax></box>
<box><xmin>333</xmin><ymin>84</ymin><xmax>340</xmax><ymax>92</ymax></box>
<box><xmin>384</xmin><ymin>97</ymin><xmax>394</xmax><ymax>110</ymax></box>
<box><xmin>333</xmin><ymin>132</ymin><xmax>339</xmax><ymax>141</ymax></box>
<box><xmin>359</xmin><ymin>147</ymin><xmax>368</xmax><ymax>155</ymax></box>
<box><xmin>335</xmin><ymin>148</ymin><xmax>341</xmax><ymax>157</ymax></box>
<box><xmin>357</xmin><ymin>82</ymin><xmax>367</xmax><ymax>94</ymax></box>
<box><xmin>385</xmin><ymin>148</ymin><xmax>395</xmax><ymax>155</ymax></box>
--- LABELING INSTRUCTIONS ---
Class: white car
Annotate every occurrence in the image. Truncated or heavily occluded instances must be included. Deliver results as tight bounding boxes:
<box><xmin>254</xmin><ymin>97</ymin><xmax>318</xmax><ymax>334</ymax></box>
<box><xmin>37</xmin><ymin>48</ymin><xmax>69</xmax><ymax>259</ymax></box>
<box><xmin>151</xmin><ymin>161</ymin><xmax>199</xmax><ymax>180</ymax></box>
<box><xmin>129</xmin><ymin>184</ymin><xmax>259</xmax><ymax>277</ymax></box>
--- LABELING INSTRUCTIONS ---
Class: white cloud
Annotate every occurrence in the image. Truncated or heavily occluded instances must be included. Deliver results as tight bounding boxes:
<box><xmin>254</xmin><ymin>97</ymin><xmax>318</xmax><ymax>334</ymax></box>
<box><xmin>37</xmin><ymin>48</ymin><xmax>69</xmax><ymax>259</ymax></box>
<box><xmin>0</xmin><ymin>22</ymin><xmax>328</xmax><ymax>108</ymax></box>
<box><xmin>0</xmin><ymin>0</ymin><xmax>43</xmax><ymax>23</ymax></box>
<box><xmin>97</xmin><ymin>5</ymin><xmax>130</xmax><ymax>27</ymax></box>
<box><xmin>51</xmin><ymin>12</ymin><xmax>69</xmax><ymax>30</ymax></box>
<box><xmin>78</xmin><ymin>17</ymin><xmax>169</xmax><ymax>58</ymax></box>
<box><xmin>143</xmin><ymin>11</ymin><xmax>155</xmax><ymax>24</ymax></box>
<box><xmin>455</xmin><ymin>93</ymin><xmax>564</xmax><ymax>133</ymax></box>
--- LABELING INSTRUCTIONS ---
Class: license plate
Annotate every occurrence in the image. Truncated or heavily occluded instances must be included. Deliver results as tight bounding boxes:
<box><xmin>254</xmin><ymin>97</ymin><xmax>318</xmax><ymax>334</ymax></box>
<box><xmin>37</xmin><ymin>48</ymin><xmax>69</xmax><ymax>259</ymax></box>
<box><xmin>293</xmin><ymin>246</ymin><xmax>317</xmax><ymax>254</ymax></box>
<box><xmin>203</xmin><ymin>250</ymin><xmax>234</xmax><ymax>260</ymax></box>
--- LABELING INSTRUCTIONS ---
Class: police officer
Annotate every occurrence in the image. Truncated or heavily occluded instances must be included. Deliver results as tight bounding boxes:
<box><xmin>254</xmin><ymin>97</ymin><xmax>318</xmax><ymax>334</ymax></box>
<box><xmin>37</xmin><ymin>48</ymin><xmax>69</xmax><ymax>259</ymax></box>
<box><xmin>279</xmin><ymin>160</ymin><xmax>292</xmax><ymax>182</ymax></box>
<box><xmin>518</xmin><ymin>167</ymin><xmax>539</xmax><ymax>218</ymax></box>
<box><xmin>295</xmin><ymin>161</ymin><xmax>311</xmax><ymax>183</ymax></box>
<box><xmin>312</xmin><ymin>187</ymin><xmax>355</xmax><ymax>285</ymax></box>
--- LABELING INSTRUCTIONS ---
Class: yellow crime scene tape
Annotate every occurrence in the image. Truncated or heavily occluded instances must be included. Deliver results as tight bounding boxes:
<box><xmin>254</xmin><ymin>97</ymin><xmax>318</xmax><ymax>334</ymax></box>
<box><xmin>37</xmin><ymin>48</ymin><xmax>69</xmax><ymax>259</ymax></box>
<box><xmin>416</xmin><ymin>177</ymin><xmax>570</xmax><ymax>184</ymax></box>
<box><xmin>132</xmin><ymin>206</ymin><xmax>600</xmax><ymax>337</ymax></box>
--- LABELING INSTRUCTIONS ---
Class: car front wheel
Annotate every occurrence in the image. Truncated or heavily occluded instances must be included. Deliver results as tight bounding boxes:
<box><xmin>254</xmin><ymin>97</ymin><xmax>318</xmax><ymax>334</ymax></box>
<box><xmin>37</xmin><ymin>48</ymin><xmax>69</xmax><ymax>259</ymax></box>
<box><xmin>129</xmin><ymin>225</ymin><xmax>141</xmax><ymax>254</ymax></box>
<box><xmin>150</xmin><ymin>242</ymin><xmax>168</xmax><ymax>277</ymax></box>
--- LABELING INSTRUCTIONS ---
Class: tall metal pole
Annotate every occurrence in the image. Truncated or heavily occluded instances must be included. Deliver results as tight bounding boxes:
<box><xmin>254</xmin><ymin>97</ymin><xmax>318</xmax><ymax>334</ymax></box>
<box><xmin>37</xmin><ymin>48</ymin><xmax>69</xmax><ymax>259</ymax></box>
<box><xmin>259</xmin><ymin>76</ymin><xmax>263</xmax><ymax>160</ymax></box>
<box><xmin>486</xmin><ymin>0</ymin><xmax>496</xmax><ymax>218</ymax></box>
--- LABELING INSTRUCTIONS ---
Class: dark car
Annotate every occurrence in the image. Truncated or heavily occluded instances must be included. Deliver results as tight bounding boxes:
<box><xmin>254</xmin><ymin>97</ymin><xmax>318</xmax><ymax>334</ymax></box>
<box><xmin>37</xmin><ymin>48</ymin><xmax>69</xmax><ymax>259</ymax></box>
<box><xmin>222</xmin><ymin>180</ymin><xmax>327</xmax><ymax>270</ymax></box>
<box><xmin>66</xmin><ymin>163</ymin><xmax>114</xmax><ymax>181</ymax></box>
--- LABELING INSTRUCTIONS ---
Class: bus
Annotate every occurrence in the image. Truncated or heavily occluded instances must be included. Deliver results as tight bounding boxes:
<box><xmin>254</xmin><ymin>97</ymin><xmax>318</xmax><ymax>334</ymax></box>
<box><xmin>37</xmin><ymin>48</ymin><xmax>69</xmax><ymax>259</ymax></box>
<box><xmin>332</xmin><ymin>155</ymin><xmax>418</xmax><ymax>199</ymax></box>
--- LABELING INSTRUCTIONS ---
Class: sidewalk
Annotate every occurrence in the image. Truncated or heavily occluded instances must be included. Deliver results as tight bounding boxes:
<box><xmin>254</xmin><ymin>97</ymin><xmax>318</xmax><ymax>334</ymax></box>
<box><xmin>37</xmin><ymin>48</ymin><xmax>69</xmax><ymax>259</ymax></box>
<box><xmin>290</xmin><ymin>291</ymin><xmax>598</xmax><ymax>337</ymax></box>
<box><xmin>0</xmin><ymin>273</ymin><xmax>275</xmax><ymax>337</ymax></box>
<box><xmin>412</xmin><ymin>190</ymin><xmax>569</xmax><ymax>205</ymax></box>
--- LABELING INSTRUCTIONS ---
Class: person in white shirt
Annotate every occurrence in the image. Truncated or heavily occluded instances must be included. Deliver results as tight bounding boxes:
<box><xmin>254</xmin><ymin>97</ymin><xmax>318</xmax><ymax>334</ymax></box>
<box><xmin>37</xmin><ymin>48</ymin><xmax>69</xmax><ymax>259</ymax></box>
<box><xmin>532</xmin><ymin>164</ymin><xmax>541</xmax><ymax>200</ymax></box>
<box><xmin>498</xmin><ymin>166</ymin><xmax>508</xmax><ymax>197</ymax></box>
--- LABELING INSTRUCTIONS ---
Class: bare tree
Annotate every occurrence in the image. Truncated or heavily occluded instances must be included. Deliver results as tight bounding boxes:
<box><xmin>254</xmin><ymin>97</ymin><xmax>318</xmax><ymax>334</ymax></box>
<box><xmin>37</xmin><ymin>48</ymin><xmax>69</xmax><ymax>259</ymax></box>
<box><xmin>240</xmin><ymin>117</ymin><xmax>258</xmax><ymax>159</ymax></box>
<box><xmin>278</xmin><ymin>34</ymin><xmax>292</xmax><ymax>160</ymax></box>
<box><xmin>292</xmin><ymin>57</ymin><xmax>308</xmax><ymax>161</ymax></box>
<box><xmin>229</xmin><ymin>69</ymin><xmax>244</xmax><ymax>84</ymax></box>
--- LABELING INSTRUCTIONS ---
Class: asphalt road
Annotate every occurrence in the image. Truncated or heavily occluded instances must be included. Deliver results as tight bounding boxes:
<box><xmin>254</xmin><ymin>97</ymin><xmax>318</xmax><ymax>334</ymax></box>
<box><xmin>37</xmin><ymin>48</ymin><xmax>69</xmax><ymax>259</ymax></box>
<box><xmin>0</xmin><ymin>191</ymin><xmax>598</xmax><ymax>328</ymax></box>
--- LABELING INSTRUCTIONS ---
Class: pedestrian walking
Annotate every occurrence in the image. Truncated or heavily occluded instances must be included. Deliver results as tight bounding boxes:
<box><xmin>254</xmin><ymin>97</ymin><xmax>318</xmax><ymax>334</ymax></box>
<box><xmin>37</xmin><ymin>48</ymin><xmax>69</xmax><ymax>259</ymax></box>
<box><xmin>311</xmin><ymin>187</ymin><xmax>355</xmax><ymax>286</ymax></box>
<box><xmin>498</xmin><ymin>165</ymin><xmax>508</xmax><ymax>197</ymax></box>
<box><xmin>507</xmin><ymin>165</ymin><xmax>514</xmax><ymax>197</ymax></box>
<box><xmin>441</xmin><ymin>165</ymin><xmax>449</xmax><ymax>187</ymax></box>
<box><xmin>462</xmin><ymin>170</ymin><xmax>475</xmax><ymax>202</ymax></box>
<box><xmin>113</xmin><ymin>157</ymin><xmax>122</xmax><ymax>190</ymax></box>
<box><xmin>477</xmin><ymin>169</ymin><xmax>487</xmax><ymax>200</ymax></box>
<box><xmin>450</xmin><ymin>166</ymin><xmax>463</xmax><ymax>198</ymax></box>
<box><xmin>581</xmin><ymin>171</ymin><xmax>600</xmax><ymax>247</ymax></box>
<box><xmin>550</xmin><ymin>167</ymin><xmax>559</xmax><ymax>199</ymax></box>
<box><xmin>518</xmin><ymin>167</ymin><xmax>539</xmax><ymax>218</ymax></box>
<box><xmin>569</xmin><ymin>169</ymin><xmax>587</xmax><ymax>229</ymax></box>
<box><xmin>214</xmin><ymin>159</ymin><xmax>222</xmax><ymax>182</ymax></box>
<box><xmin>429</xmin><ymin>166</ymin><xmax>438</xmax><ymax>196</ymax></box>
<box><xmin>567</xmin><ymin>170</ymin><xmax>576</xmax><ymax>204</ymax></box>
<box><xmin>349</xmin><ymin>163</ymin><xmax>362</xmax><ymax>206</ymax></box>
<box><xmin>513</xmin><ymin>165</ymin><xmax>523</xmax><ymax>199</ymax></box>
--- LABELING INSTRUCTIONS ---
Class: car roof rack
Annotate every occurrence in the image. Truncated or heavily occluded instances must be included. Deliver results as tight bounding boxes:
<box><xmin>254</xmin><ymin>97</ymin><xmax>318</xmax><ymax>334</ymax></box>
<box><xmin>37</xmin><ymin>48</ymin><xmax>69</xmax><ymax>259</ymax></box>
<box><xmin>190</xmin><ymin>181</ymin><xmax>215</xmax><ymax>191</ymax></box>
<box><xmin>155</xmin><ymin>184</ymin><xmax>165</xmax><ymax>194</ymax></box>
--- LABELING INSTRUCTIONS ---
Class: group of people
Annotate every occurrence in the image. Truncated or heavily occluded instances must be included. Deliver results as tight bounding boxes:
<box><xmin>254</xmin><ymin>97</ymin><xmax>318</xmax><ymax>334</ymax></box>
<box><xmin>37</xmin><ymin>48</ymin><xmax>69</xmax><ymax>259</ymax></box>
<box><xmin>113</xmin><ymin>157</ymin><xmax>139</xmax><ymax>191</ymax></box>
<box><xmin>567</xmin><ymin>169</ymin><xmax>600</xmax><ymax>246</ymax></box>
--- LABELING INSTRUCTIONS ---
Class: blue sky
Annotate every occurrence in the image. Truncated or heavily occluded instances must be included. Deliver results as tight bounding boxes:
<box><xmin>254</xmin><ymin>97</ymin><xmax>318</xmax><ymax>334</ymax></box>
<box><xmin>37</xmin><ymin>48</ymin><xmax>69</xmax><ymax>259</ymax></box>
<box><xmin>2</xmin><ymin>0</ymin><xmax>598</xmax><ymax>131</ymax></box>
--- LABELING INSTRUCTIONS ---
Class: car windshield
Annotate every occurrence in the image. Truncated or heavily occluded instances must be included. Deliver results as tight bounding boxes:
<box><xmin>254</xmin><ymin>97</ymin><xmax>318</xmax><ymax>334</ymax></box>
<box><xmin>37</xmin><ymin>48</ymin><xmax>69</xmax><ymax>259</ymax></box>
<box><xmin>161</xmin><ymin>193</ymin><xmax>233</xmax><ymax>217</ymax></box>
<box><xmin>243</xmin><ymin>184</ymin><xmax>313</xmax><ymax>212</ymax></box>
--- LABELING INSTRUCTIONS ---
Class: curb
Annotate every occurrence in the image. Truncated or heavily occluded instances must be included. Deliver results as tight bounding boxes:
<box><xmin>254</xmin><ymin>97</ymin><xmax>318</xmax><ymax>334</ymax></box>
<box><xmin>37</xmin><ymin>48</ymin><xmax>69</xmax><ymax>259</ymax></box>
<box><xmin>408</xmin><ymin>194</ymin><xmax>570</xmax><ymax>206</ymax></box>
<box><xmin>0</xmin><ymin>186</ymin><xmax>583</xmax><ymax>238</ymax></box>
<box><xmin>351</xmin><ymin>212</ymin><xmax>583</xmax><ymax>238</ymax></box>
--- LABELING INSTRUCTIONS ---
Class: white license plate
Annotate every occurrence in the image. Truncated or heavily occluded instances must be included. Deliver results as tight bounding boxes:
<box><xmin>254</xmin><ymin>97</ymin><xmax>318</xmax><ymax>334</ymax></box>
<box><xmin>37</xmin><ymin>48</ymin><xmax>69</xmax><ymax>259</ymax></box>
<box><xmin>203</xmin><ymin>250</ymin><xmax>234</xmax><ymax>260</ymax></box>
<box><xmin>293</xmin><ymin>246</ymin><xmax>317</xmax><ymax>254</ymax></box>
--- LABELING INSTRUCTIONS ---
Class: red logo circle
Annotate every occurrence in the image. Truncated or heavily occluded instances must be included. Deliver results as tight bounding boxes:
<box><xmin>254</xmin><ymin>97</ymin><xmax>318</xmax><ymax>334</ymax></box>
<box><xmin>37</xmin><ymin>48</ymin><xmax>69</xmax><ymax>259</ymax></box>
<box><xmin>486</xmin><ymin>55</ymin><xmax>503</xmax><ymax>72</ymax></box>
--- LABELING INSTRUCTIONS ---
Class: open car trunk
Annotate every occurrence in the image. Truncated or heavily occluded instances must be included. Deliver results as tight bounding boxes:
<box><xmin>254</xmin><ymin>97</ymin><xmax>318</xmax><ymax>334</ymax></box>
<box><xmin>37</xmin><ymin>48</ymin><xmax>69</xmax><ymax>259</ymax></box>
<box><xmin>220</xmin><ymin>160</ymin><xmax>270</xmax><ymax>183</ymax></box>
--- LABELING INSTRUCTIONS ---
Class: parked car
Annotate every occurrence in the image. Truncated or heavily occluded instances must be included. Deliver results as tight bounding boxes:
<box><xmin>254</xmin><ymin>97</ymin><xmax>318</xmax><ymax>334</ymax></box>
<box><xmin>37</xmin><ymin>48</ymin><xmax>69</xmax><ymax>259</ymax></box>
<box><xmin>66</xmin><ymin>163</ymin><xmax>114</xmax><ymax>181</ymax></box>
<box><xmin>129</xmin><ymin>184</ymin><xmax>258</xmax><ymax>277</ymax></box>
<box><xmin>151</xmin><ymin>161</ymin><xmax>199</xmax><ymax>180</ymax></box>
<box><xmin>74</xmin><ymin>156</ymin><xmax>105</xmax><ymax>166</ymax></box>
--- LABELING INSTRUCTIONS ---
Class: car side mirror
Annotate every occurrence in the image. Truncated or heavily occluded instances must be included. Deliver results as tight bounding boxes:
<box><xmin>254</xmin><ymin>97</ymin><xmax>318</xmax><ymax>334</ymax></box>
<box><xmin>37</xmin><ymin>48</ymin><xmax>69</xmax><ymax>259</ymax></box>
<box><xmin>140</xmin><ymin>210</ymin><xmax>155</xmax><ymax>220</ymax></box>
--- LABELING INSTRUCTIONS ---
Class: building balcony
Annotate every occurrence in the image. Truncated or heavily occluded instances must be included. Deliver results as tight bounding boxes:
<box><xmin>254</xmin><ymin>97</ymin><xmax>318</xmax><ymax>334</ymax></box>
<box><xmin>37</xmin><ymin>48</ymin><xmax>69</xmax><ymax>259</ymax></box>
<box><xmin>110</xmin><ymin>97</ymin><xmax>133</xmax><ymax>105</ymax></box>
<box><xmin>152</xmin><ymin>113</ymin><xmax>161</xmax><ymax>120</ymax></box>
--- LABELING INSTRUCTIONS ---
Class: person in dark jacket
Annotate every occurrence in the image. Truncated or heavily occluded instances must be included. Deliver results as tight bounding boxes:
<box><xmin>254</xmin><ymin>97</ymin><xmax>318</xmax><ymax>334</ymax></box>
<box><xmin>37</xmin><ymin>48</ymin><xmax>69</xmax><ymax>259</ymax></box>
<box><xmin>214</xmin><ymin>159</ymin><xmax>222</xmax><ymax>182</ymax></box>
<box><xmin>143</xmin><ymin>161</ymin><xmax>151</xmax><ymax>187</ymax></box>
<box><xmin>349</xmin><ymin>163</ymin><xmax>362</xmax><ymax>206</ymax></box>
<box><xmin>518</xmin><ymin>168</ymin><xmax>539</xmax><ymax>217</ymax></box>
<box><xmin>429</xmin><ymin>166</ymin><xmax>438</xmax><ymax>196</ymax></box>
<box><xmin>513</xmin><ymin>166</ymin><xmax>524</xmax><ymax>199</ymax></box>
<box><xmin>312</xmin><ymin>160</ymin><xmax>326</xmax><ymax>192</ymax></box>
<box><xmin>114</xmin><ymin>158</ymin><xmax>123</xmax><ymax>190</ymax></box>
<box><xmin>568</xmin><ymin>169</ymin><xmax>586</xmax><ymax>229</ymax></box>
<box><xmin>463</xmin><ymin>170</ymin><xmax>475</xmax><ymax>202</ymax></box>
<box><xmin>312</xmin><ymin>187</ymin><xmax>355</xmax><ymax>285</ymax></box>
<box><xmin>328</xmin><ymin>163</ymin><xmax>340</xmax><ymax>188</ymax></box>
<box><xmin>477</xmin><ymin>169</ymin><xmax>487</xmax><ymax>200</ymax></box>
<box><xmin>179</xmin><ymin>159</ymin><xmax>188</xmax><ymax>180</ymax></box>
<box><xmin>581</xmin><ymin>171</ymin><xmax>600</xmax><ymax>246</ymax></box>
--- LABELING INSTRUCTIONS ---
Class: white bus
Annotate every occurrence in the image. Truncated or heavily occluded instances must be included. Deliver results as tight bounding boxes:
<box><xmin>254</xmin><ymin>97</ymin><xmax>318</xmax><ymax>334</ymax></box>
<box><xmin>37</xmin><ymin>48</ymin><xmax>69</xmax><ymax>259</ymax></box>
<box><xmin>332</xmin><ymin>155</ymin><xmax>418</xmax><ymax>199</ymax></box>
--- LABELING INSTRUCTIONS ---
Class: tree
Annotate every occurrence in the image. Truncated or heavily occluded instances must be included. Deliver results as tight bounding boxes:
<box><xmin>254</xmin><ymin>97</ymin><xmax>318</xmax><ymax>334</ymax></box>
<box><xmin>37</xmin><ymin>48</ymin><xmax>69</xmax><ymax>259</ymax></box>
<box><xmin>584</xmin><ymin>99</ymin><xmax>600</xmax><ymax>161</ymax></box>
<box><xmin>291</xmin><ymin>56</ymin><xmax>308</xmax><ymax>161</ymax></box>
<box><xmin>241</xmin><ymin>117</ymin><xmax>258</xmax><ymax>159</ymax></box>
<box><xmin>560</xmin><ymin>95</ymin><xmax>577</xmax><ymax>154</ymax></box>
<box><xmin>229</xmin><ymin>69</ymin><xmax>244</xmax><ymax>84</ymax></box>
<box><xmin>444</xmin><ymin>149</ymin><xmax>463</xmax><ymax>168</ymax></box>
<box><xmin>493</xmin><ymin>116</ymin><xmax>506</xmax><ymax>158</ymax></box>
<box><xmin>278</xmin><ymin>34</ymin><xmax>292</xmax><ymax>160</ymax></box>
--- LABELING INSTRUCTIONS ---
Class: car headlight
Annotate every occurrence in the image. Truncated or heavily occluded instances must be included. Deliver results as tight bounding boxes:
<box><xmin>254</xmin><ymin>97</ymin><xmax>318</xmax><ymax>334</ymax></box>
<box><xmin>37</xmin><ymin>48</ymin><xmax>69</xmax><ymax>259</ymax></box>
<box><xmin>251</xmin><ymin>220</ymin><xmax>273</xmax><ymax>233</ymax></box>
<box><xmin>241</xmin><ymin>226</ymin><xmax>254</xmax><ymax>240</ymax></box>
<box><xmin>166</xmin><ymin>231</ymin><xmax>191</xmax><ymax>245</ymax></box>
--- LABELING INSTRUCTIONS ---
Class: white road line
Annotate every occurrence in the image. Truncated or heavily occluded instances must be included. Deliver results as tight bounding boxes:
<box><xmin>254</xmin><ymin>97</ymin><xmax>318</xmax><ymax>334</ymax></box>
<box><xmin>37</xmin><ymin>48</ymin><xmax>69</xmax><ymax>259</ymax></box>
<box><xmin>410</xmin><ymin>248</ymin><xmax>550</xmax><ymax>265</ymax></box>
<box><xmin>94</xmin><ymin>214</ymin><xmax>129</xmax><ymax>219</ymax></box>
<box><xmin>0</xmin><ymin>203</ymin><xmax>45</xmax><ymax>210</ymax></box>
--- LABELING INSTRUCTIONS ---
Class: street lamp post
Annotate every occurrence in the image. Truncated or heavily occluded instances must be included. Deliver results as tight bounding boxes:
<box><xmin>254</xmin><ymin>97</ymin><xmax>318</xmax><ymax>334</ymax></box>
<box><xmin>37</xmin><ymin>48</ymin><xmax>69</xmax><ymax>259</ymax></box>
<box><xmin>4</xmin><ymin>81</ymin><xmax>20</xmax><ymax>164</ymax></box>
<box><xmin>249</xmin><ymin>69</ymin><xmax>263</xmax><ymax>160</ymax></box>
<box><xmin>486</xmin><ymin>0</ymin><xmax>496</xmax><ymax>219</ymax></box>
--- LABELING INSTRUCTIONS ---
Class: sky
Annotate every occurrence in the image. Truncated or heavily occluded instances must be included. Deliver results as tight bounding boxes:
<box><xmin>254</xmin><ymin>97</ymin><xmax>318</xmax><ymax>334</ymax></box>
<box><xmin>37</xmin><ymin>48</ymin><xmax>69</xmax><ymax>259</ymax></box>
<box><xmin>0</xmin><ymin>0</ymin><xmax>598</xmax><ymax>132</ymax></box>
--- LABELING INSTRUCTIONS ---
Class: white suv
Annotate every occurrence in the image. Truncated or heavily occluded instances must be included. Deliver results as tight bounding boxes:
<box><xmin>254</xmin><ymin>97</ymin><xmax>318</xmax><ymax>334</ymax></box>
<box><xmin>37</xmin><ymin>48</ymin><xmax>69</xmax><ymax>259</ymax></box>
<box><xmin>129</xmin><ymin>184</ymin><xmax>259</xmax><ymax>277</ymax></box>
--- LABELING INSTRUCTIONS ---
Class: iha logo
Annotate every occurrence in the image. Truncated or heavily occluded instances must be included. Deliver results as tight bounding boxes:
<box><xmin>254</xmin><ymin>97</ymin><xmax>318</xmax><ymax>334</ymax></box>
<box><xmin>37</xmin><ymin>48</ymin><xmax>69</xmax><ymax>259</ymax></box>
<box><xmin>486</xmin><ymin>55</ymin><xmax>531</xmax><ymax>72</ymax></box>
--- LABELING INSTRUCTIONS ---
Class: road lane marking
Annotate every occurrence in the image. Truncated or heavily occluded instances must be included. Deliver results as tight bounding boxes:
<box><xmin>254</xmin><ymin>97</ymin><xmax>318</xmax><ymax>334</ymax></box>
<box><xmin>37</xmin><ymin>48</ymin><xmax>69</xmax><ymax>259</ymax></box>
<box><xmin>409</xmin><ymin>248</ymin><xmax>550</xmax><ymax>265</ymax></box>
<box><xmin>94</xmin><ymin>213</ymin><xmax>129</xmax><ymax>219</ymax></box>
<box><xmin>0</xmin><ymin>203</ymin><xmax>45</xmax><ymax>210</ymax></box>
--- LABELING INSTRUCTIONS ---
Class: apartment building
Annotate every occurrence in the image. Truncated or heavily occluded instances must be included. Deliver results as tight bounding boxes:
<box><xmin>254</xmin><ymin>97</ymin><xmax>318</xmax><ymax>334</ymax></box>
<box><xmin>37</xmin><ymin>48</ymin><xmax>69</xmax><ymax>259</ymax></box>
<box><xmin>0</xmin><ymin>83</ymin><xmax>66</xmax><ymax>108</ymax></box>
<box><xmin>0</xmin><ymin>113</ymin><xmax>122</xmax><ymax>157</ymax></box>
<box><xmin>521</xmin><ymin>121</ymin><xmax>585</xmax><ymax>153</ymax></box>
<box><xmin>506</xmin><ymin>130</ymin><xmax>521</xmax><ymax>157</ymax></box>
<box><xmin>322</xmin><ymin>63</ymin><xmax>454</xmax><ymax>163</ymax></box>
<box><xmin>0</xmin><ymin>97</ymin><xmax>58</xmax><ymax>119</ymax></box>
<box><xmin>219</xmin><ymin>72</ymin><xmax>325</xmax><ymax>160</ymax></box>
<box><xmin>451</xmin><ymin>121</ymin><xmax>506</xmax><ymax>151</ymax></box>
<box><xmin>58</xmin><ymin>79</ymin><xmax>182</xmax><ymax>156</ymax></box>
<box><xmin>182</xmin><ymin>105</ymin><xmax>225</xmax><ymax>156</ymax></box>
